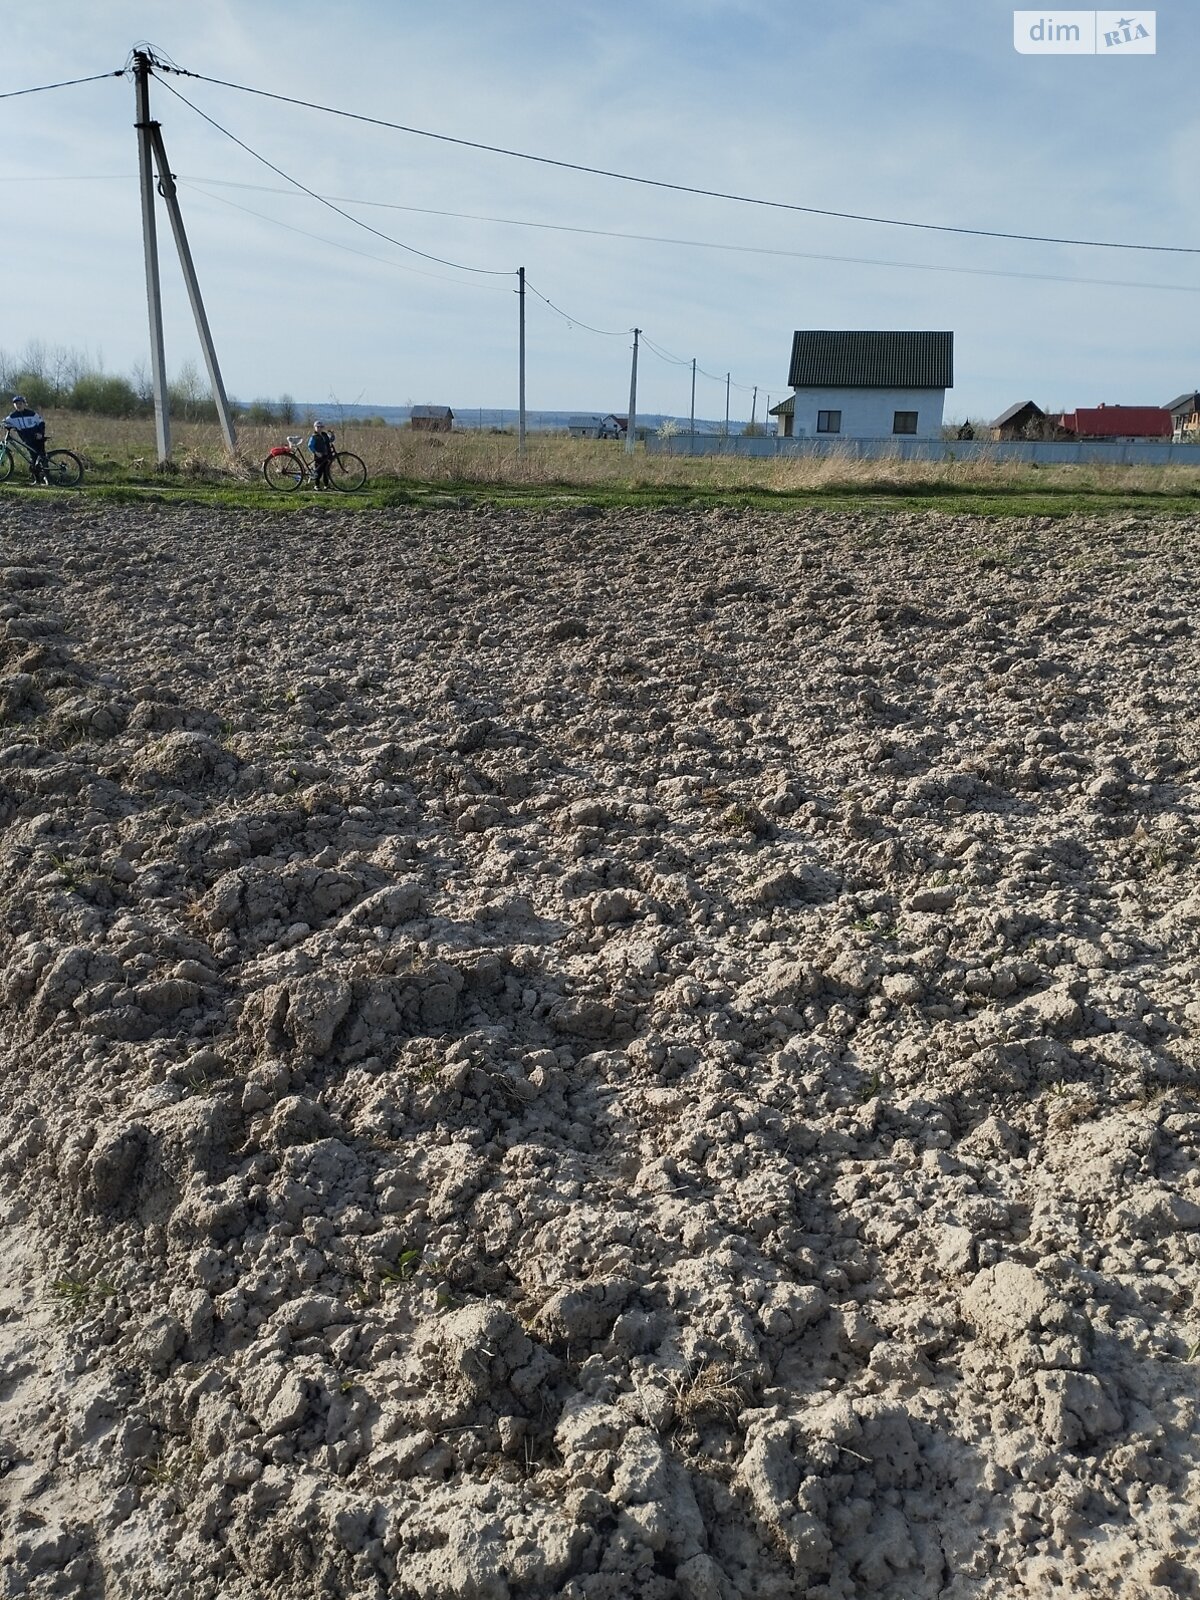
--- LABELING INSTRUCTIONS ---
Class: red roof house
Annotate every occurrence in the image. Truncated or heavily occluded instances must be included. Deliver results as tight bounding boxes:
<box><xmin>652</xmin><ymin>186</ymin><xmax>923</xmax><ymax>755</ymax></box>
<box><xmin>1058</xmin><ymin>404</ymin><xmax>1172</xmax><ymax>440</ymax></box>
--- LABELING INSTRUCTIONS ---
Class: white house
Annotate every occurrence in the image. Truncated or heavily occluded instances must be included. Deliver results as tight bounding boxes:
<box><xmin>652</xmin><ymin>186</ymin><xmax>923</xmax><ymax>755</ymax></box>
<box><xmin>769</xmin><ymin>330</ymin><xmax>953</xmax><ymax>441</ymax></box>
<box><xmin>568</xmin><ymin>414</ymin><xmax>626</xmax><ymax>440</ymax></box>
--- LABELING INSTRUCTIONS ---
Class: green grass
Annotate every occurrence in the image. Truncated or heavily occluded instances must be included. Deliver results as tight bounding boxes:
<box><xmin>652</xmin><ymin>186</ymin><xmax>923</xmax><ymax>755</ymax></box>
<box><xmin>5</xmin><ymin>474</ymin><xmax>1200</xmax><ymax>520</ymax></box>
<box><xmin>49</xmin><ymin>1273</ymin><xmax>118</xmax><ymax>1319</ymax></box>
<box><xmin>5</xmin><ymin>413</ymin><xmax>1200</xmax><ymax>519</ymax></box>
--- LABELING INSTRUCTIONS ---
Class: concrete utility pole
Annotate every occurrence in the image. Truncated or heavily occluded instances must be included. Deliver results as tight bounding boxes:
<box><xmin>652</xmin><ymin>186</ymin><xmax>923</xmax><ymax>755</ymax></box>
<box><xmin>517</xmin><ymin>267</ymin><xmax>526</xmax><ymax>457</ymax></box>
<box><xmin>148</xmin><ymin>125</ymin><xmax>237</xmax><ymax>453</ymax></box>
<box><xmin>724</xmin><ymin>373</ymin><xmax>730</xmax><ymax>438</ymax></box>
<box><xmin>750</xmin><ymin>386</ymin><xmax>758</xmax><ymax>433</ymax></box>
<box><xmin>690</xmin><ymin>357</ymin><xmax>696</xmax><ymax>441</ymax></box>
<box><xmin>133</xmin><ymin>50</ymin><xmax>170</xmax><ymax>463</ymax></box>
<box><xmin>625</xmin><ymin>328</ymin><xmax>640</xmax><ymax>456</ymax></box>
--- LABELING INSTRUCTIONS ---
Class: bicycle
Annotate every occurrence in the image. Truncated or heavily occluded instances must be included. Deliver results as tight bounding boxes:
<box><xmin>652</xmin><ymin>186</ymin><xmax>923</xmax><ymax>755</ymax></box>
<box><xmin>0</xmin><ymin>427</ymin><xmax>84</xmax><ymax>488</ymax></box>
<box><xmin>262</xmin><ymin>433</ymin><xmax>367</xmax><ymax>492</ymax></box>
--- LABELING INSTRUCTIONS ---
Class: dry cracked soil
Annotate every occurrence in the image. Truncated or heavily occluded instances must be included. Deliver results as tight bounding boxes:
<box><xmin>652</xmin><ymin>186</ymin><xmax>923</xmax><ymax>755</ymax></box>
<box><xmin>0</xmin><ymin>497</ymin><xmax>1198</xmax><ymax>1600</ymax></box>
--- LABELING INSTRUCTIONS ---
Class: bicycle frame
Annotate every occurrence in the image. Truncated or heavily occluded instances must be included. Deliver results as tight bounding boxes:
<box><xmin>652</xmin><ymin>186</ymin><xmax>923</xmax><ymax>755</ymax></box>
<box><xmin>1</xmin><ymin>428</ymin><xmax>41</xmax><ymax>471</ymax></box>
<box><xmin>263</xmin><ymin>430</ymin><xmax>365</xmax><ymax>492</ymax></box>
<box><xmin>0</xmin><ymin>426</ymin><xmax>84</xmax><ymax>488</ymax></box>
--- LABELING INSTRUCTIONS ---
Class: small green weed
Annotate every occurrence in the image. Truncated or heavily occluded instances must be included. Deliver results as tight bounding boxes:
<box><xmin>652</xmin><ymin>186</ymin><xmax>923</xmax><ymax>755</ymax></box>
<box><xmin>50</xmin><ymin>1273</ymin><xmax>117</xmax><ymax>1319</ymax></box>
<box><xmin>379</xmin><ymin>1249</ymin><xmax>423</xmax><ymax>1288</ymax></box>
<box><xmin>48</xmin><ymin>853</ymin><xmax>84</xmax><ymax>891</ymax></box>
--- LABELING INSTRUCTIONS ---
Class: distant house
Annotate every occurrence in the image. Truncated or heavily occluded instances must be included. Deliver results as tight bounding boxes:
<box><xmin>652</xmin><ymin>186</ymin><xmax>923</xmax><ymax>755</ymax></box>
<box><xmin>1164</xmin><ymin>392</ymin><xmax>1200</xmax><ymax>441</ymax></box>
<box><xmin>1057</xmin><ymin>404</ymin><xmax>1171</xmax><ymax>441</ymax></box>
<box><xmin>411</xmin><ymin>405</ymin><xmax>453</xmax><ymax>432</ymax></box>
<box><xmin>768</xmin><ymin>330</ymin><xmax>953</xmax><ymax>441</ymax></box>
<box><xmin>567</xmin><ymin>414</ymin><xmax>626</xmax><ymax>440</ymax></box>
<box><xmin>992</xmin><ymin>400</ymin><xmax>1051</xmax><ymax>440</ymax></box>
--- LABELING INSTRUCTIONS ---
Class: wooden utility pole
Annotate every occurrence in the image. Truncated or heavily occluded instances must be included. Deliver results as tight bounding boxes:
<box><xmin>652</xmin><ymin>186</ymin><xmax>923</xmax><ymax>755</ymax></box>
<box><xmin>750</xmin><ymin>386</ymin><xmax>758</xmax><ymax>433</ymax></box>
<box><xmin>133</xmin><ymin>51</ymin><xmax>170</xmax><ymax>462</ymax></box>
<box><xmin>690</xmin><ymin>357</ymin><xmax>696</xmax><ymax>441</ymax></box>
<box><xmin>724</xmin><ymin>373</ymin><xmax>730</xmax><ymax>438</ymax></box>
<box><xmin>625</xmin><ymin>328</ymin><xmax>640</xmax><ymax>456</ymax></box>
<box><xmin>518</xmin><ymin>267</ymin><xmax>526</xmax><ymax>456</ymax></box>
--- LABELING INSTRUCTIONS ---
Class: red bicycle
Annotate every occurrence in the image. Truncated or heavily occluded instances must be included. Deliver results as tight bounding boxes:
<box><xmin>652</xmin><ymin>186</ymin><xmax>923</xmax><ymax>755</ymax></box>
<box><xmin>263</xmin><ymin>432</ymin><xmax>367</xmax><ymax>492</ymax></box>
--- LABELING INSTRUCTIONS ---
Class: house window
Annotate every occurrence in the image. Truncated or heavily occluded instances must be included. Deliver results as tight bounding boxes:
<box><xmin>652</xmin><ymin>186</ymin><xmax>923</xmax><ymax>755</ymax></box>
<box><xmin>893</xmin><ymin>411</ymin><xmax>919</xmax><ymax>435</ymax></box>
<box><xmin>817</xmin><ymin>410</ymin><xmax>841</xmax><ymax>434</ymax></box>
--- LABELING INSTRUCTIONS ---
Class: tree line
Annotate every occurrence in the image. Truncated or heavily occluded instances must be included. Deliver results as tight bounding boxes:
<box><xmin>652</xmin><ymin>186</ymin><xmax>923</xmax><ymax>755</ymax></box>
<box><xmin>0</xmin><ymin>343</ymin><xmax>298</xmax><ymax>426</ymax></box>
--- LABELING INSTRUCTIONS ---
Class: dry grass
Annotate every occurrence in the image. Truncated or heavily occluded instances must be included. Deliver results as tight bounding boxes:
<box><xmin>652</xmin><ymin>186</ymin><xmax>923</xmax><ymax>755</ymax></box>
<box><xmin>37</xmin><ymin>410</ymin><xmax>1200</xmax><ymax>499</ymax></box>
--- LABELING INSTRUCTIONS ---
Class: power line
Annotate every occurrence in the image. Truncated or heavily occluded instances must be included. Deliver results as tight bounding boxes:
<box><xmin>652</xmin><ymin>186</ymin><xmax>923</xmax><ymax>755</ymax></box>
<box><xmin>153</xmin><ymin>74</ymin><xmax>512</xmax><ymax>279</ymax></box>
<box><xmin>178</xmin><ymin>182</ymin><xmax>1200</xmax><ymax>296</ymax></box>
<box><xmin>152</xmin><ymin>60</ymin><xmax>1200</xmax><ymax>258</ymax></box>
<box><xmin>180</xmin><ymin>179</ymin><xmax>510</xmax><ymax>292</ymax></box>
<box><xmin>640</xmin><ymin>335</ymin><xmax>771</xmax><ymax>411</ymax></box>
<box><xmin>0</xmin><ymin>70</ymin><xmax>123</xmax><ymax>101</ymax></box>
<box><xmin>12</xmin><ymin>165</ymin><xmax>1200</xmax><ymax>298</ymax></box>
<box><xmin>639</xmin><ymin>335</ymin><xmax>691</xmax><ymax>367</ymax></box>
<box><xmin>523</xmin><ymin>279</ymin><xmax>629</xmax><ymax>337</ymax></box>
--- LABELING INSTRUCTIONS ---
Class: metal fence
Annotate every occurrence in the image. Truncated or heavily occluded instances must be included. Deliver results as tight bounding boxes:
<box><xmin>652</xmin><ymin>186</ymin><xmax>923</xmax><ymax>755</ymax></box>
<box><xmin>645</xmin><ymin>434</ymin><xmax>1200</xmax><ymax>467</ymax></box>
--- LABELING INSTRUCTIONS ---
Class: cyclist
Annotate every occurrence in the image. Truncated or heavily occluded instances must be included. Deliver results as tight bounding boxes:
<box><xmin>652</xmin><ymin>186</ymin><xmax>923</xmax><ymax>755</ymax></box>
<box><xmin>4</xmin><ymin>395</ymin><xmax>48</xmax><ymax>484</ymax></box>
<box><xmin>308</xmin><ymin>419</ymin><xmax>334</xmax><ymax>490</ymax></box>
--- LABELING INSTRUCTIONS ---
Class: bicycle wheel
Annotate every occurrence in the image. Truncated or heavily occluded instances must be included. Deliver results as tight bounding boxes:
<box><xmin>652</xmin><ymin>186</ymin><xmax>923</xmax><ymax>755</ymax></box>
<box><xmin>330</xmin><ymin>451</ymin><xmax>367</xmax><ymax>491</ymax></box>
<box><xmin>264</xmin><ymin>451</ymin><xmax>305</xmax><ymax>491</ymax></box>
<box><xmin>43</xmin><ymin>450</ymin><xmax>83</xmax><ymax>488</ymax></box>
<box><xmin>0</xmin><ymin>448</ymin><xmax>13</xmax><ymax>484</ymax></box>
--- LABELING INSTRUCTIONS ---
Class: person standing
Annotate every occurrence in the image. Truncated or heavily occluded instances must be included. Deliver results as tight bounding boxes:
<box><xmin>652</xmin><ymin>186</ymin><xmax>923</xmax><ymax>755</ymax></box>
<box><xmin>308</xmin><ymin>420</ymin><xmax>335</xmax><ymax>489</ymax></box>
<box><xmin>4</xmin><ymin>395</ymin><xmax>48</xmax><ymax>484</ymax></box>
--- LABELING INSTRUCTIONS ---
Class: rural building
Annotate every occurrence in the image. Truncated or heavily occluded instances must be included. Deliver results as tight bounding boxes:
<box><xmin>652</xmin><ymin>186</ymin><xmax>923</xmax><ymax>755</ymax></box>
<box><xmin>568</xmin><ymin>414</ymin><xmax>626</xmax><ymax>440</ymax></box>
<box><xmin>768</xmin><ymin>329</ymin><xmax>953</xmax><ymax>441</ymax></box>
<box><xmin>1164</xmin><ymin>392</ymin><xmax>1200</xmax><ymax>441</ymax></box>
<box><xmin>991</xmin><ymin>400</ymin><xmax>1051</xmax><ymax>440</ymax></box>
<box><xmin>410</xmin><ymin>405</ymin><xmax>454</xmax><ymax>432</ymax></box>
<box><xmin>1057</xmin><ymin>404</ymin><xmax>1171</xmax><ymax>441</ymax></box>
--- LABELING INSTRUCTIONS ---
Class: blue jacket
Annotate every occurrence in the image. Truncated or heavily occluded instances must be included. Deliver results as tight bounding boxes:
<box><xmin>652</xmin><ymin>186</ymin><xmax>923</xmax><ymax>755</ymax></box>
<box><xmin>308</xmin><ymin>429</ymin><xmax>334</xmax><ymax>458</ymax></box>
<box><xmin>4</xmin><ymin>405</ymin><xmax>45</xmax><ymax>437</ymax></box>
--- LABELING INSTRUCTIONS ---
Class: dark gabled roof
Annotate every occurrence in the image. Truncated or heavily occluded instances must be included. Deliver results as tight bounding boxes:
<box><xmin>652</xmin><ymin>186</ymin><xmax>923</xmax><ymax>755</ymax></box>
<box><xmin>1164</xmin><ymin>391</ymin><xmax>1200</xmax><ymax>414</ymax></box>
<box><xmin>788</xmin><ymin>330</ymin><xmax>953</xmax><ymax>390</ymax></box>
<box><xmin>992</xmin><ymin>400</ymin><xmax>1045</xmax><ymax>427</ymax></box>
<box><xmin>411</xmin><ymin>405</ymin><xmax>453</xmax><ymax>418</ymax></box>
<box><xmin>768</xmin><ymin>396</ymin><xmax>795</xmax><ymax>416</ymax></box>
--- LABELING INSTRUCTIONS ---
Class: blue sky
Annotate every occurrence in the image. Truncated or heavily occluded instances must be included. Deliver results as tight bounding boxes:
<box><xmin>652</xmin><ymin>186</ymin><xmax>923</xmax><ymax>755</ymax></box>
<box><xmin>4</xmin><ymin>1</ymin><xmax>1197</xmax><ymax>421</ymax></box>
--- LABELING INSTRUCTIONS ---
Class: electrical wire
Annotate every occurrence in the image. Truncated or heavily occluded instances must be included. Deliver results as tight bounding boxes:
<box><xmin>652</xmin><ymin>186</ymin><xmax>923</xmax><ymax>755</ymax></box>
<box><xmin>180</xmin><ymin>179</ymin><xmax>511</xmax><ymax>292</ymax></box>
<box><xmin>12</xmin><ymin>163</ymin><xmax>1200</xmax><ymax>299</ymax></box>
<box><xmin>639</xmin><ymin>335</ymin><xmax>691</xmax><ymax>367</ymax></box>
<box><xmin>0</xmin><ymin>70</ymin><xmax>123</xmax><ymax>100</ymax></box>
<box><xmin>0</xmin><ymin>174</ymin><xmax>126</xmax><ymax>182</ymax></box>
<box><xmin>6</xmin><ymin>166</ymin><xmax>1197</xmax><ymax>298</ymax></box>
<box><xmin>153</xmin><ymin>74</ymin><xmax>513</xmax><ymax>279</ymax></box>
<box><xmin>523</xmin><ymin>279</ymin><xmax>629</xmax><ymax>337</ymax></box>
<box><xmin>640</xmin><ymin>334</ymin><xmax>772</xmax><ymax>412</ymax></box>
<box><xmin>152</xmin><ymin>61</ymin><xmax>1200</xmax><ymax>257</ymax></box>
